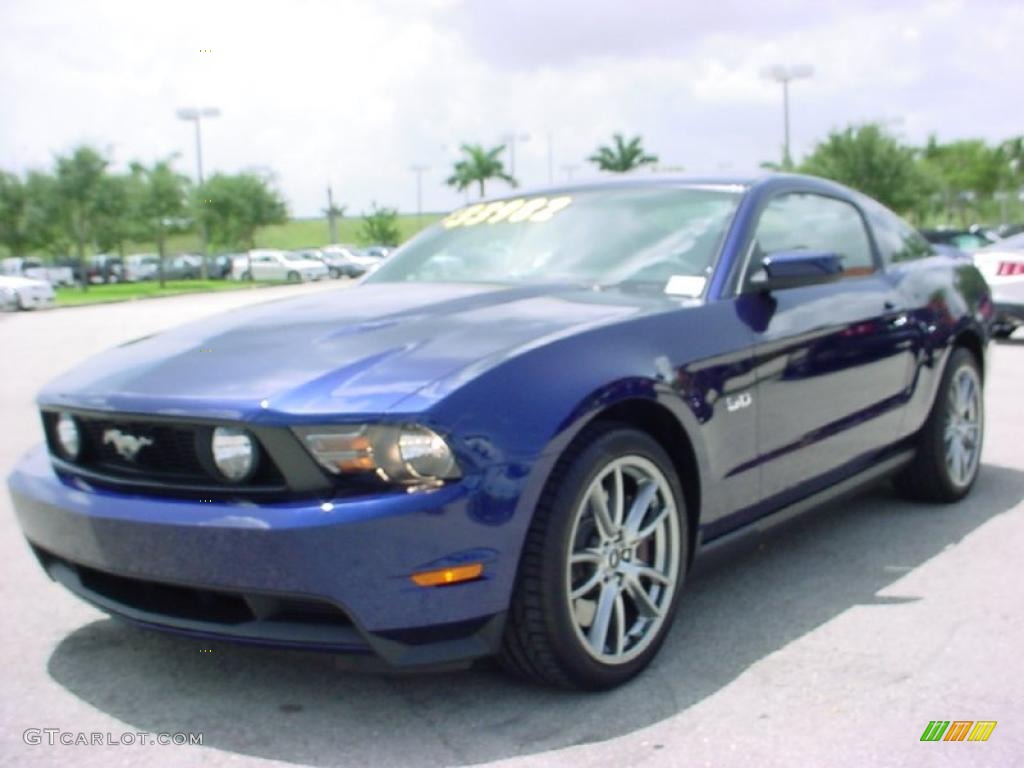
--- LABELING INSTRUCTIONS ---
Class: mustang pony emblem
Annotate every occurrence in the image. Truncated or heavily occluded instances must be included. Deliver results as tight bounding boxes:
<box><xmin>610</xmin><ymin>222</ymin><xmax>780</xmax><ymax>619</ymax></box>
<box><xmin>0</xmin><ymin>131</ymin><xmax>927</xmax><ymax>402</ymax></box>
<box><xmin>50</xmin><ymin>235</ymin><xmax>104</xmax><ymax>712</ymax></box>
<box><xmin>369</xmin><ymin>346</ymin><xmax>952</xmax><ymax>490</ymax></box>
<box><xmin>102</xmin><ymin>429</ymin><xmax>154</xmax><ymax>461</ymax></box>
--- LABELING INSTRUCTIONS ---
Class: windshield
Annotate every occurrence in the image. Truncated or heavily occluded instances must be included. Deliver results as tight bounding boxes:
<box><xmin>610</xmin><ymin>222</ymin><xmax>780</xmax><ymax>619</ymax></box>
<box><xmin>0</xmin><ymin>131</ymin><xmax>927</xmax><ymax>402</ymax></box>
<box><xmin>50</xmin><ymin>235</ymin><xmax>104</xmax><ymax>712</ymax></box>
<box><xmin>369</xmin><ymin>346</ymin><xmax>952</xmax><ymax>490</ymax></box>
<box><xmin>367</xmin><ymin>186</ymin><xmax>742</xmax><ymax>289</ymax></box>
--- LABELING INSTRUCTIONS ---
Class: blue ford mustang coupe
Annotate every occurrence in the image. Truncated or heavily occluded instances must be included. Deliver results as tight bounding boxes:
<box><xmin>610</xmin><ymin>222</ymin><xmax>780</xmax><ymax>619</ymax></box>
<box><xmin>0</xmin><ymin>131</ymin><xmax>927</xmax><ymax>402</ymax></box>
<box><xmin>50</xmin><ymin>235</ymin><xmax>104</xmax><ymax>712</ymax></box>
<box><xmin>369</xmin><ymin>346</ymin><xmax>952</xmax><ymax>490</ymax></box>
<box><xmin>8</xmin><ymin>175</ymin><xmax>991</xmax><ymax>689</ymax></box>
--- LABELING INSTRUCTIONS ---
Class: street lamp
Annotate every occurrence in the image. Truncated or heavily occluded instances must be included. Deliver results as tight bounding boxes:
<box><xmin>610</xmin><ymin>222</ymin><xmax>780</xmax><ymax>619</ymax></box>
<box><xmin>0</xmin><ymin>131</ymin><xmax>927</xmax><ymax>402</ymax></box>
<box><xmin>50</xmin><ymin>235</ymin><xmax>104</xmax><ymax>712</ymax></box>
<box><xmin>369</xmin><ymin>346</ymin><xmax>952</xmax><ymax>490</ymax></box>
<box><xmin>409</xmin><ymin>165</ymin><xmax>430</xmax><ymax>225</ymax></box>
<box><xmin>561</xmin><ymin>164</ymin><xmax>580</xmax><ymax>181</ymax></box>
<box><xmin>760</xmin><ymin>65</ymin><xmax>813</xmax><ymax>170</ymax></box>
<box><xmin>176</xmin><ymin>107</ymin><xmax>220</xmax><ymax>185</ymax></box>
<box><xmin>501</xmin><ymin>132</ymin><xmax>530</xmax><ymax>180</ymax></box>
<box><xmin>176</xmin><ymin>107</ymin><xmax>220</xmax><ymax>277</ymax></box>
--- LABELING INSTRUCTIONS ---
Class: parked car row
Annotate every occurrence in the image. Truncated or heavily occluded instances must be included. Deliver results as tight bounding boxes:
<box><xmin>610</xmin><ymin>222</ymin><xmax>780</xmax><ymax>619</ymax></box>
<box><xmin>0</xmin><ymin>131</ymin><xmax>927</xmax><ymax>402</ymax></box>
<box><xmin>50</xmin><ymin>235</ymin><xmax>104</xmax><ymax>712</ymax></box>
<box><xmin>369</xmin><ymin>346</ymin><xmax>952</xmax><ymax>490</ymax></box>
<box><xmin>0</xmin><ymin>244</ymin><xmax>394</xmax><ymax>311</ymax></box>
<box><xmin>229</xmin><ymin>246</ymin><xmax>388</xmax><ymax>282</ymax></box>
<box><xmin>1</xmin><ymin>245</ymin><xmax>394</xmax><ymax>290</ymax></box>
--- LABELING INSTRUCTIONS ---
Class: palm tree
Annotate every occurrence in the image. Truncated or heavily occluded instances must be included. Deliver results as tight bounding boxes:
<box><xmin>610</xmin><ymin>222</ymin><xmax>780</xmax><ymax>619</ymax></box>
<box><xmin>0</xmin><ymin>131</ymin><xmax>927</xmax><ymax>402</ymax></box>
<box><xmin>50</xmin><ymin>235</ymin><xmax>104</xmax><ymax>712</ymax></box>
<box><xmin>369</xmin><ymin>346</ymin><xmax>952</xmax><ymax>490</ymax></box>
<box><xmin>588</xmin><ymin>133</ymin><xmax>658</xmax><ymax>173</ymax></box>
<box><xmin>446</xmin><ymin>144</ymin><xmax>517</xmax><ymax>198</ymax></box>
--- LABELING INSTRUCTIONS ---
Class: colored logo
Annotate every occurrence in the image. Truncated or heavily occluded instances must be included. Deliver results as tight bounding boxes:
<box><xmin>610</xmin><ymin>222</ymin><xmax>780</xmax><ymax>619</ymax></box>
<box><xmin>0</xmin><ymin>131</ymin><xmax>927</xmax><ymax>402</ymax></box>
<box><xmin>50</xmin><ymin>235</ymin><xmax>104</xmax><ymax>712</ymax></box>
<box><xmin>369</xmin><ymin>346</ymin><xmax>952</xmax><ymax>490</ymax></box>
<box><xmin>920</xmin><ymin>721</ymin><xmax>997</xmax><ymax>742</ymax></box>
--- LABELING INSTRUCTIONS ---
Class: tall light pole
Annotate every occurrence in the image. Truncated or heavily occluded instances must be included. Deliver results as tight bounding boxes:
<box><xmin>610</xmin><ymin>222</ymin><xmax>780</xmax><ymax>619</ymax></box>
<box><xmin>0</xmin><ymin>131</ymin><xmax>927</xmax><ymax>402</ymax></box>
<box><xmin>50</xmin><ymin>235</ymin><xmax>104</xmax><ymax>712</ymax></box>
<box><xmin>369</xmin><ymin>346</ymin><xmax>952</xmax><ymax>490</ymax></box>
<box><xmin>501</xmin><ymin>132</ymin><xmax>530</xmax><ymax>181</ymax></box>
<box><xmin>409</xmin><ymin>164</ymin><xmax>430</xmax><ymax>226</ymax></box>
<box><xmin>561</xmin><ymin>164</ymin><xmax>580</xmax><ymax>182</ymax></box>
<box><xmin>760</xmin><ymin>65</ymin><xmax>813</xmax><ymax>170</ymax></box>
<box><xmin>176</xmin><ymin>107</ymin><xmax>220</xmax><ymax>278</ymax></box>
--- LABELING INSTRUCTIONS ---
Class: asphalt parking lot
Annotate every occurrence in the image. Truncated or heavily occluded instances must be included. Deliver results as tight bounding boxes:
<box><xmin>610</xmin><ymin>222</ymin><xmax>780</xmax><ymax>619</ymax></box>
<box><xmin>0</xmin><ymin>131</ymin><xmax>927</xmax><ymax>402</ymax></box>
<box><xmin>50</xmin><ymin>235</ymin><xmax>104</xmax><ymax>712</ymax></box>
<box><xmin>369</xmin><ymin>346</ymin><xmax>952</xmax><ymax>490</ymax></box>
<box><xmin>1</xmin><ymin>287</ymin><xmax>1022</xmax><ymax>768</ymax></box>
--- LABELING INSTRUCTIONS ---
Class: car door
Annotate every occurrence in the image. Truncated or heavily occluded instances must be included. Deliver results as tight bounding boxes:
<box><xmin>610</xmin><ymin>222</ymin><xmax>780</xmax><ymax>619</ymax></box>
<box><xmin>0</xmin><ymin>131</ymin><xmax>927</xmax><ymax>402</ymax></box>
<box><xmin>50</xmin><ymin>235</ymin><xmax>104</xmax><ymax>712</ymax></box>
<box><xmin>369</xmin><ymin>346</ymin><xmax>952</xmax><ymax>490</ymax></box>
<box><xmin>743</xmin><ymin>191</ymin><xmax>917</xmax><ymax>502</ymax></box>
<box><xmin>251</xmin><ymin>254</ymin><xmax>275</xmax><ymax>280</ymax></box>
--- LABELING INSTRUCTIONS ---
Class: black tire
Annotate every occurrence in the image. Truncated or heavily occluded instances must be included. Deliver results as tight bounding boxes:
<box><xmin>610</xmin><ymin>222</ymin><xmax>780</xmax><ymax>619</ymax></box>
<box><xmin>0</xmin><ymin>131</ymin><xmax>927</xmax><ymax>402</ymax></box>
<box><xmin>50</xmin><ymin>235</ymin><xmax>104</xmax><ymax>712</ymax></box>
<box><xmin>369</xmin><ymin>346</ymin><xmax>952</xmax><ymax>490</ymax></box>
<box><xmin>240</xmin><ymin>271</ymin><xmax>252</xmax><ymax>281</ymax></box>
<box><xmin>286</xmin><ymin>270</ymin><xmax>301</xmax><ymax>282</ymax></box>
<box><xmin>894</xmin><ymin>347</ymin><xmax>983</xmax><ymax>502</ymax></box>
<box><xmin>500</xmin><ymin>423</ymin><xmax>689</xmax><ymax>690</ymax></box>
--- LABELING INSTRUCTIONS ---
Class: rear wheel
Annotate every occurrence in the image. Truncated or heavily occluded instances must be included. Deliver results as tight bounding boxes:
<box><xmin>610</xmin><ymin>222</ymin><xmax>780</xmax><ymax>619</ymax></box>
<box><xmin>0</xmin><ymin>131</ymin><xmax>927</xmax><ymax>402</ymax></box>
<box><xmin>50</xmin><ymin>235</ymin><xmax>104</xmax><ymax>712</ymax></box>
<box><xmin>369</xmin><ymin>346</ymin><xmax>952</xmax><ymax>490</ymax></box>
<box><xmin>501</xmin><ymin>425</ymin><xmax>688</xmax><ymax>689</ymax></box>
<box><xmin>895</xmin><ymin>347</ymin><xmax>983</xmax><ymax>502</ymax></box>
<box><xmin>286</xmin><ymin>270</ymin><xmax>301</xmax><ymax>282</ymax></box>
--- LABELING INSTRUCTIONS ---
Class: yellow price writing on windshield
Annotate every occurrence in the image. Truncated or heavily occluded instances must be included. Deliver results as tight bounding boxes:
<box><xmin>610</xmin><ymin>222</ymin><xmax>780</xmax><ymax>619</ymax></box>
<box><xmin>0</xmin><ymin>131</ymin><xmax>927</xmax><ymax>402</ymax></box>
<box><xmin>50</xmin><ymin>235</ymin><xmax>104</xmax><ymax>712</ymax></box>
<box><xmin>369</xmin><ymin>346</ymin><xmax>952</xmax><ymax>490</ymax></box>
<box><xmin>442</xmin><ymin>196</ymin><xmax>573</xmax><ymax>229</ymax></box>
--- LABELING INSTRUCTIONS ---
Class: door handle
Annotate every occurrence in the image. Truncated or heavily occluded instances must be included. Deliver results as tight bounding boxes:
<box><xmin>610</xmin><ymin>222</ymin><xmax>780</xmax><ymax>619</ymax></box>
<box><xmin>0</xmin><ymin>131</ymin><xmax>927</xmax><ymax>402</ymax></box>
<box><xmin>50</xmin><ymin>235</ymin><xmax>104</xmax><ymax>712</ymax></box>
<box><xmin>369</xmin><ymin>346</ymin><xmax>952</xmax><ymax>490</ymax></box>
<box><xmin>883</xmin><ymin>300</ymin><xmax>897</xmax><ymax>311</ymax></box>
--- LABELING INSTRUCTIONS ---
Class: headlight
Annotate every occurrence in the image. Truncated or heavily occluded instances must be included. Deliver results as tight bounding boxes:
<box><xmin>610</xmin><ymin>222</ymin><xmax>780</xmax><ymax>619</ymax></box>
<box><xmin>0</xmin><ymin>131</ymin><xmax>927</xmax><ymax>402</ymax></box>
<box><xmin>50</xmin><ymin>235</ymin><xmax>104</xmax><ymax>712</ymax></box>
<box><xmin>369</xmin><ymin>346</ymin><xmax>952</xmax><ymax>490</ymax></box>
<box><xmin>211</xmin><ymin>426</ymin><xmax>256</xmax><ymax>482</ymax></box>
<box><xmin>293</xmin><ymin>424</ymin><xmax>461</xmax><ymax>486</ymax></box>
<box><xmin>55</xmin><ymin>412</ymin><xmax>81</xmax><ymax>460</ymax></box>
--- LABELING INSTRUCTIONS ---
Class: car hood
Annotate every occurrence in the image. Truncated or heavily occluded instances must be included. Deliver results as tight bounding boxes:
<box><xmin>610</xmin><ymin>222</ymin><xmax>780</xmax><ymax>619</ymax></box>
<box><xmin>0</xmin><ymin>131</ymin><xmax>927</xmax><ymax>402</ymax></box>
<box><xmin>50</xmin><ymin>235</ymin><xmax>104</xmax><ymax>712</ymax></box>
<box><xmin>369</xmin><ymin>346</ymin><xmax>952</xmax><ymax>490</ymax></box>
<box><xmin>38</xmin><ymin>282</ymin><xmax>685</xmax><ymax>420</ymax></box>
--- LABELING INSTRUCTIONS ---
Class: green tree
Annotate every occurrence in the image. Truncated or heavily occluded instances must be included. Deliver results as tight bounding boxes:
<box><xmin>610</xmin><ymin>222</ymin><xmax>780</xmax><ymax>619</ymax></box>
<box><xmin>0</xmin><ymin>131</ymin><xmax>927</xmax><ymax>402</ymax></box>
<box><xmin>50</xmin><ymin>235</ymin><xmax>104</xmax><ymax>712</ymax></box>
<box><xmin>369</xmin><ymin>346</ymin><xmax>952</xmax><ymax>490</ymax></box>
<box><xmin>588</xmin><ymin>133</ymin><xmax>658</xmax><ymax>173</ymax></box>
<box><xmin>92</xmin><ymin>173</ymin><xmax>137</xmax><ymax>257</ymax></box>
<box><xmin>194</xmin><ymin>173</ymin><xmax>288</xmax><ymax>260</ymax></box>
<box><xmin>54</xmin><ymin>146</ymin><xmax>110</xmax><ymax>290</ymax></box>
<box><xmin>359</xmin><ymin>202</ymin><xmax>400</xmax><ymax>246</ymax></box>
<box><xmin>919</xmin><ymin>137</ymin><xmax>1004</xmax><ymax>225</ymax></box>
<box><xmin>446</xmin><ymin>144</ymin><xmax>516</xmax><ymax>198</ymax></box>
<box><xmin>130</xmin><ymin>159</ymin><xmax>190</xmax><ymax>287</ymax></box>
<box><xmin>799</xmin><ymin>123</ymin><xmax>925</xmax><ymax>213</ymax></box>
<box><xmin>0</xmin><ymin>172</ymin><xmax>31</xmax><ymax>258</ymax></box>
<box><xmin>23</xmin><ymin>172</ymin><xmax>71</xmax><ymax>259</ymax></box>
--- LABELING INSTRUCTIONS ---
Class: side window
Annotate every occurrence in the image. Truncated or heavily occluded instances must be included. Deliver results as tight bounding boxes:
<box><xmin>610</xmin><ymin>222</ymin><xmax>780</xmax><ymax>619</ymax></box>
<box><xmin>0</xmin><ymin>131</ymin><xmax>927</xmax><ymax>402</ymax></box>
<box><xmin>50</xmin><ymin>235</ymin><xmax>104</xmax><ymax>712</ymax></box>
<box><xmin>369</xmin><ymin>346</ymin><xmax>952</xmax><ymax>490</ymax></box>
<box><xmin>753</xmin><ymin>193</ymin><xmax>875</xmax><ymax>277</ymax></box>
<box><xmin>870</xmin><ymin>207</ymin><xmax>933</xmax><ymax>264</ymax></box>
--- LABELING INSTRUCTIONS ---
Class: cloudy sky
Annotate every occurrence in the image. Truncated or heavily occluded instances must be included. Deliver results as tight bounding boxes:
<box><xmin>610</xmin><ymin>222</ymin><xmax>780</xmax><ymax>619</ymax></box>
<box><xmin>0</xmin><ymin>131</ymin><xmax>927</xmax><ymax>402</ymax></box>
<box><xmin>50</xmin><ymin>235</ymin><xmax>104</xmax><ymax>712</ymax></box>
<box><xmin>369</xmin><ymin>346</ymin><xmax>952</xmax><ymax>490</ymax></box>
<box><xmin>1</xmin><ymin>0</ymin><xmax>1021</xmax><ymax>217</ymax></box>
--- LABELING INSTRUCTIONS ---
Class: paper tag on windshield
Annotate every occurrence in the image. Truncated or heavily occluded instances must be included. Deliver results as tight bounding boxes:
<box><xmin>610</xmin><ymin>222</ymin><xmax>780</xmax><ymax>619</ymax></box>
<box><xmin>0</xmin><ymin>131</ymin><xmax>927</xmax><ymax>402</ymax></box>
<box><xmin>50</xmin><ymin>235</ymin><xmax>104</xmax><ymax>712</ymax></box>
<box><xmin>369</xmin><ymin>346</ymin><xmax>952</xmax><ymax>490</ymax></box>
<box><xmin>664</xmin><ymin>275</ymin><xmax>706</xmax><ymax>297</ymax></box>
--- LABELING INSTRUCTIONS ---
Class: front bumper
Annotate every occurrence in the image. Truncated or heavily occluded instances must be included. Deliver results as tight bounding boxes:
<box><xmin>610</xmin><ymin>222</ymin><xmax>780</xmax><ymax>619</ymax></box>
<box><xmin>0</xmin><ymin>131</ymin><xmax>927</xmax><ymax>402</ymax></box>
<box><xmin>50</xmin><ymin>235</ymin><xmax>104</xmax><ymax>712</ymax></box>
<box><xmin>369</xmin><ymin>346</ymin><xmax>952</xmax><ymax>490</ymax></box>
<box><xmin>8</xmin><ymin>444</ymin><xmax>518</xmax><ymax>666</ymax></box>
<box><xmin>17</xmin><ymin>290</ymin><xmax>54</xmax><ymax>309</ymax></box>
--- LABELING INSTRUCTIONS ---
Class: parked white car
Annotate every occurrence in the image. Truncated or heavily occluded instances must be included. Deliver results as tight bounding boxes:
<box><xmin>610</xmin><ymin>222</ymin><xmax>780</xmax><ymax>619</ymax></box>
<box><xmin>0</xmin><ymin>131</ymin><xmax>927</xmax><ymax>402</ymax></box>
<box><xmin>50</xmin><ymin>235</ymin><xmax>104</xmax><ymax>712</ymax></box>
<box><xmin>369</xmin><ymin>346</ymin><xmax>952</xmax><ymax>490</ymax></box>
<box><xmin>123</xmin><ymin>254</ymin><xmax>160</xmax><ymax>282</ymax></box>
<box><xmin>232</xmin><ymin>250</ymin><xmax>329</xmax><ymax>282</ymax></box>
<box><xmin>0</xmin><ymin>275</ymin><xmax>56</xmax><ymax>311</ymax></box>
<box><xmin>973</xmin><ymin>232</ymin><xmax>1024</xmax><ymax>338</ymax></box>
<box><xmin>1</xmin><ymin>257</ymin><xmax>74</xmax><ymax>287</ymax></box>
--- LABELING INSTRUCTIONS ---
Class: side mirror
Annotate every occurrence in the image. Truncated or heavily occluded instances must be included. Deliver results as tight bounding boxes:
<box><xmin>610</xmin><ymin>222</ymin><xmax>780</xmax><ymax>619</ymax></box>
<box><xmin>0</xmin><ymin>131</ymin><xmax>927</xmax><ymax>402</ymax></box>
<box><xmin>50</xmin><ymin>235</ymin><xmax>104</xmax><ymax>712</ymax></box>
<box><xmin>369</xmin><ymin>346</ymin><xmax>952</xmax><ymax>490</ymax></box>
<box><xmin>748</xmin><ymin>249</ymin><xmax>844</xmax><ymax>291</ymax></box>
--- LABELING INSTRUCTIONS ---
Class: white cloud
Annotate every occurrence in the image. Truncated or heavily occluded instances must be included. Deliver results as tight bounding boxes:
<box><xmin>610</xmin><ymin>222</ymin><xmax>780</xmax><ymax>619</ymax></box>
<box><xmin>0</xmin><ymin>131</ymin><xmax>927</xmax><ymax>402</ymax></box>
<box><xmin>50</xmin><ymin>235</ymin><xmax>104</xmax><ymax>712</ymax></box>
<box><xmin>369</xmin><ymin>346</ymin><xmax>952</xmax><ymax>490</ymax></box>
<box><xmin>0</xmin><ymin>0</ymin><xmax>1022</xmax><ymax>220</ymax></box>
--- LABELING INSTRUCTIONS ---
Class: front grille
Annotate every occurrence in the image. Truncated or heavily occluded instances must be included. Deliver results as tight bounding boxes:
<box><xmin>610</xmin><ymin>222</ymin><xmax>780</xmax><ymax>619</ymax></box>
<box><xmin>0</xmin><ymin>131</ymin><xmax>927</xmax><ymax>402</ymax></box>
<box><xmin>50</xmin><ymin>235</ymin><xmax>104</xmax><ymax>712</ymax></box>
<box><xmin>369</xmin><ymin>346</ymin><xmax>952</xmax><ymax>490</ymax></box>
<box><xmin>77</xmin><ymin>418</ymin><xmax>207</xmax><ymax>480</ymax></box>
<box><xmin>42</xmin><ymin>410</ymin><xmax>288</xmax><ymax>497</ymax></box>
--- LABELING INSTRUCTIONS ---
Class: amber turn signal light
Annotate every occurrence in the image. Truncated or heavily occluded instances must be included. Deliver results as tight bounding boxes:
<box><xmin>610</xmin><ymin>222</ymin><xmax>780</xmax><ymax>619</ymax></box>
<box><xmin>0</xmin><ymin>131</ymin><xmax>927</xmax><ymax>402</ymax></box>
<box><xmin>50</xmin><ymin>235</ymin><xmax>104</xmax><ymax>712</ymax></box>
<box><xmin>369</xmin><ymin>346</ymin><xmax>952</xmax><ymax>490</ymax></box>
<box><xmin>411</xmin><ymin>563</ymin><xmax>483</xmax><ymax>587</ymax></box>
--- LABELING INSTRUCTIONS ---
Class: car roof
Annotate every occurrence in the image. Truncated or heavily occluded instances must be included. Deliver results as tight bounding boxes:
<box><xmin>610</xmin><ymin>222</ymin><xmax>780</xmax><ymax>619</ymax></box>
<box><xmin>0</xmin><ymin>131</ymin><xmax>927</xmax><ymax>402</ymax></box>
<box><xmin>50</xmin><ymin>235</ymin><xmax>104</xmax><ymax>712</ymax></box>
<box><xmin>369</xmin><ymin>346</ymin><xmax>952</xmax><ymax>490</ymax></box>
<box><xmin>479</xmin><ymin>172</ymin><xmax>858</xmax><ymax>202</ymax></box>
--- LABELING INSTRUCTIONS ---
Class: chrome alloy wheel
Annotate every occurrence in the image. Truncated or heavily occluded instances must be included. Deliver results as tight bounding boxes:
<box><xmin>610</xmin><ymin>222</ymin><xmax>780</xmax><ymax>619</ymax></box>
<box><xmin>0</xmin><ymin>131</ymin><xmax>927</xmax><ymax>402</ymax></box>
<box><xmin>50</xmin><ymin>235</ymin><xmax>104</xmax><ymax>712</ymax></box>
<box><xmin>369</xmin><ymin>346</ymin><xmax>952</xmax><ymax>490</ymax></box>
<box><xmin>565</xmin><ymin>456</ymin><xmax>681</xmax><ymax>665</ymax></box>
<box><xmin>944</xmin><ymin>364</ymin><xmax>983</xmax><ymax>488</ymax></box>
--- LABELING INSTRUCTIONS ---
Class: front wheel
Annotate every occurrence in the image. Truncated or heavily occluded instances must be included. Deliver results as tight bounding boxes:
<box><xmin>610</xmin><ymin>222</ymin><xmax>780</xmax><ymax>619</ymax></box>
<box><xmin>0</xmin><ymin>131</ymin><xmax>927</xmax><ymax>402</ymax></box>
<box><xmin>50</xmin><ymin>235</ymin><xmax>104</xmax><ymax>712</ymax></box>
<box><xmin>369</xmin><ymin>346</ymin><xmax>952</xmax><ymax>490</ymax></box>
<box><xmin>501</xmin><ymin>425</ymin><xmax>688</xmax><ymax>689</ymax></box>
<box><xmin>286</xmin><ymin>270</ymin><xmax>301</xmax><ymax>282</ymax></box>
<box><xmin>895</xmin><ymin>347</ymin><xmax>983</xmax><ymax>502</ymax></box>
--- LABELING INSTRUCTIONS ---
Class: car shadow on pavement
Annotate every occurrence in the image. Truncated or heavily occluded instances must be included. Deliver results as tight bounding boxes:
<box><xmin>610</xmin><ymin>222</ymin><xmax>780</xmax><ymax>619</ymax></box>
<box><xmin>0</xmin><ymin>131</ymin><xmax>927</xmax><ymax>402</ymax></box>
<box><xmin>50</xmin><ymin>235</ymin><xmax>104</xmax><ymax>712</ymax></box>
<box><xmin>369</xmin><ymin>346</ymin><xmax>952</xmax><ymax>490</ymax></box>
<box><xmin>47</xmin><ymin>463</ymin><xmax>1024</xmax><ymax>767</ymax></box>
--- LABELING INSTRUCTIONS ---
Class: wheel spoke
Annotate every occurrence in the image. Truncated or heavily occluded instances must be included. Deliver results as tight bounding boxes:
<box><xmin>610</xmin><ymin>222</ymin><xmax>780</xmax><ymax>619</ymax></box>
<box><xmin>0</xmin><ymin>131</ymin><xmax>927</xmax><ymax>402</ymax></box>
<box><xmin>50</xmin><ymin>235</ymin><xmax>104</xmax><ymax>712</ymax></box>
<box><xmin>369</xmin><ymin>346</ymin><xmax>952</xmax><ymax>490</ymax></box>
<box><xmin>947</xmin><ymin>439</ymin><xmax>962</xmax><ymax>480</ymax></box>
<box><xmin>636</xmin><ymin>505</ymin><xmax>672</xmax><ymax>543</ymax></box>
<box><xmin>587</xmin><ymin>581</ymin><xmax>619</xmax><ymax>653</ymax></box>
<box><xmin>571</xmin><ymin>569</ymin><xmax>604</xmax><ymax>599</ymax></box>
<box><xmin>570</xmin><ymin>549</ymin><xmax>602</xmax><ymax>566</ymax></box>
<box><xmin>613</xmin><ymin>594</ymin><xmax>627</xmax><ymax>656</ymax></box>
<box><xmin>624</xmin><ymin>576</ymin><xmax>662</xmax><ymax>619</ymax></box>
<box><xmin>623</xmin><ymin>562</ymin><xmax>673</xmax><ymax>586</ymax></box>
<box><xmin>590</xmin><ymin>490</ymin><xmax>617</xmax><ymax>541</ymax></box>
<box><xmin>623</xmin><ymin>481</ymin><xmax>659</xmax><ymax>538</ymax></box>
<box><xmin>610</xmin><ymin>467</ymin><xmax>625</xmax><ymax>528</ymax></box>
